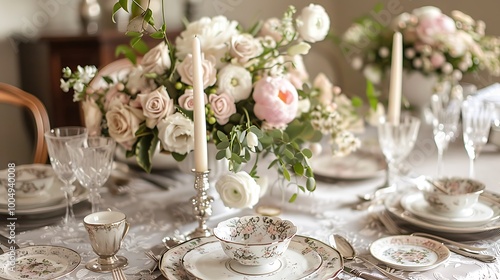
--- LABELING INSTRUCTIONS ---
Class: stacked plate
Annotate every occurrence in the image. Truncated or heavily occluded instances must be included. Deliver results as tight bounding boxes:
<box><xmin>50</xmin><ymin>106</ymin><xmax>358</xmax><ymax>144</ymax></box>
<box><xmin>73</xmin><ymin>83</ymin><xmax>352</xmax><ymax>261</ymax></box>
<box><xmin>0</xmin><ymin>176</ymin><xmax>88</xmax><ymax>217</ymax></box>
<box><xmin>159</xmin><ymin>235</ymin><xmax>343</xmax><ymax>279</ymax></box>
<box><xmin>384</xmin><ymin>190</ymin><xmax>500</xmax><ymax>236</ymax></box>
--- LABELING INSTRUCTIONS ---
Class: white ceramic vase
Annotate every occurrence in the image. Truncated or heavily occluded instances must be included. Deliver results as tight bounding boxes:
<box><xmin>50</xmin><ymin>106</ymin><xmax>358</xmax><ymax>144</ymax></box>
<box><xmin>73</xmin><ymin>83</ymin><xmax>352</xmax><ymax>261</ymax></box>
<box><xmin>402</xmin><ymin>71</ymin><xmax>438</xmax><ymax>110</ymax></box>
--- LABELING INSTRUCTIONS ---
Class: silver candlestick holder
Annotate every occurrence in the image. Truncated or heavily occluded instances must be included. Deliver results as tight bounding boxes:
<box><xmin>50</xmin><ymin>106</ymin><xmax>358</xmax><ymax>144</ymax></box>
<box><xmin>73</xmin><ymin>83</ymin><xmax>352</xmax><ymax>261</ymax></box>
<box><xmin>186</xmin><ymin>170</ymin><xmax>214</xmax><ymax>239</ymax></box>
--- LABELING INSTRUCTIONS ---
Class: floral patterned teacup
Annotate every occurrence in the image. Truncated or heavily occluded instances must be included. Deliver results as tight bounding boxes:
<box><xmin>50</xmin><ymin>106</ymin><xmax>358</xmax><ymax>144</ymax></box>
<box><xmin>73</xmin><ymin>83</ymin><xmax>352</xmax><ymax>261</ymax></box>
<box><xmin>213</xmin><ymin>215</ymin><xmax>297</xmax><ymax>266</ymax></box>
<box><xmin>421</xmin><ymin>177</ymin><xmax>485</xmax><ymax>217</ymax></box>
<box><xmin>83</xmin><ymin>211</ymin><xmax>130</xmax><ymax>271</ymax></box>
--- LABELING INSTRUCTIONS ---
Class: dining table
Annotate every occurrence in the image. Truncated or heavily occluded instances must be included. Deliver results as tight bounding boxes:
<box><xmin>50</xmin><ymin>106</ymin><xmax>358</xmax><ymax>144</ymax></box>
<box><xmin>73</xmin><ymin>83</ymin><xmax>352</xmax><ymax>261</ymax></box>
<box><xmin>1</xmin><ymin>123</ymin><xmax>499</xmax><ymax>280</ymax></box>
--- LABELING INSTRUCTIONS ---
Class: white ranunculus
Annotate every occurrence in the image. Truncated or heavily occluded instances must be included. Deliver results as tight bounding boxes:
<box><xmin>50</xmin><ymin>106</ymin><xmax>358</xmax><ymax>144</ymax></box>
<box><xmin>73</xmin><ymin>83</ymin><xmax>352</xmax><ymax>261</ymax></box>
<box><xmin>138</xmin><ymin>86</ymin><xmax>175</xmax><ymax>129</ymax></box>
<box><xmin>230</xmin><ymin>33</ymin><xmax>263</xmax><ymax>64</ymax></box>
<box><xmin>157</xmin><ymin>112</ymin><xmax>195</xmax><ymax>155</ymax></box>
<box><xmin>177</xmin><ymin>53</ymin><xmax>217</xmax><ymax>89</ymax></box>
<box><xmin>175</xmin><ymin>16</ymin><xmax>239</xmax><ymax>68</ymax></box>
<box><xmin>140</xmin><ymin>41</ymin><xmax>171</xmax><ymax>75</ymax></box>
<box><xmin>296</xmin><ymin>4</ymin><xmax>330</xmax><ymax>43</ymax></box>
<box><xmin>215</xmin><ymin>171</ymin><xmax>260</xmax><ymax>209</ymax></box>
<box><xmin>217</xmin><ymin>64</ymin><xmax>252</xmax><ymax>102</ymax></box>
<box><xmin>82</xmin><ymin>97</ymin><xmax>102</xmax><ymax>136</ymax></box>
<box><xmin>106</xmin><ymin>100</ymin><xmax>144</xmax><ymax>149</ymax></box>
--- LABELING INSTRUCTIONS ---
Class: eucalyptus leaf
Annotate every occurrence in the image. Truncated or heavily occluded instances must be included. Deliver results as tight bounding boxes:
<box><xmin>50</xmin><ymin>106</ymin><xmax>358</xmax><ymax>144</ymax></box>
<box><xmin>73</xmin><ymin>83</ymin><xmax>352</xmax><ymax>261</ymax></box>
<box><xmin>288</xmin><ymin>193</ymin><xmax>297</xmax><ymax>203</ymax></box>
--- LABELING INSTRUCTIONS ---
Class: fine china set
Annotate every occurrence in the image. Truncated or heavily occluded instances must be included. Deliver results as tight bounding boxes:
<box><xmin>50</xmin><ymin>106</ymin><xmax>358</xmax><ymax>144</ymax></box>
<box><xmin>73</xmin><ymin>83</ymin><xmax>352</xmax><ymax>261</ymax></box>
<box><xmin>160</xmin><ymin>235</ymin><xmax>344</xmax><ymax>280</ymax></box>
<box><xmin>385</xmin><ymin>190</ymin><xmax>500</xmax><ymax>235</ymax></box>
<box><xmin>312</xmin><ymin>150</ymin><xmax>386</xmax><ymax>181</ymax></box>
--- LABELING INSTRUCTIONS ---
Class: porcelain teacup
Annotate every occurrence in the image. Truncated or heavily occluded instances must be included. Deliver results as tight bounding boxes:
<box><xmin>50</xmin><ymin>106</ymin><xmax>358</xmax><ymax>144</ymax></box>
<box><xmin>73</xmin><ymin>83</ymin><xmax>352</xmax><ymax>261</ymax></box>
<box><xmin>83</xmin><ymin>210</ymin><xmax>130</xmax><ymax>272</ymax></box>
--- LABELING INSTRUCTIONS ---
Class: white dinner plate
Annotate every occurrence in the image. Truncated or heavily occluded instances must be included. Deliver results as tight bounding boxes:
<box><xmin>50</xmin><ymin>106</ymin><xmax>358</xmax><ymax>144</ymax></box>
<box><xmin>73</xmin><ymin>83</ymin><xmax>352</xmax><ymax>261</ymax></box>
<box><xmin>181</xmin><ymin>240</ymin><xmax>323</xmax><ymax>279</ymax></box>
<box><xmin>370</xmin><ymin>235</ymin><xmax>450</xmax><ymax>271</ymax></box>
<box><xmin>0</xmin><ymin>185</ymin><xmax>88</xmax><ymax>216</ymax></box>
<box><xmin>400</xmin><ymin>192</ymin><xmax>500</xmax><ymax>227</ymax></box>
<box><xmin>311</xmin><ymin>150</ymin><xmax>385</xmax><ymax>180</ymax></box>
<box><xmin>385</xmin><ymin>192</ymin><xmax>500</xmax><ymax>234</ymax></box>
<box><xmin>160</xmin><ymin>235</ymin><xmax>343</xmax><ymax>280</ymax></box>
<box><xmin>0</xmin><ymin>178</ymin><xmax>65</xmax><ymax>209</ymax></box>
<box><xmin>0</xmin><ymin>245</ymin><xmax>81</xmax><ymax>280</ymax></box>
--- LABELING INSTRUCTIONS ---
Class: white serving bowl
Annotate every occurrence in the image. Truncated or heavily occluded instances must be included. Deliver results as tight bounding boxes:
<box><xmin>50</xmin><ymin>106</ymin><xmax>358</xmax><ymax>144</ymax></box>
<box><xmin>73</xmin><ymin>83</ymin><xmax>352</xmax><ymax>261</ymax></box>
<box><xmin>213</xmin><ymin>215</ymin><xmax>297</xmax><ymax>266</ymax></box>
<box><xmin>422</xmin><ymin>177</ymin><xmax>485</xmax><ymax>217</ymax></box>
<box><xmin>0</xmin><ymin>164</ymin><xmax>55</xmax><ymax>198</ymax></box>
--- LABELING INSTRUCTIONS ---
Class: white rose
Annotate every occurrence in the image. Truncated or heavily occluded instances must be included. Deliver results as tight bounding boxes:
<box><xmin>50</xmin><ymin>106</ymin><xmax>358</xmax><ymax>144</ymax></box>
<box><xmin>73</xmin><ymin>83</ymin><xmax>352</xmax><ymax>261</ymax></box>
<box><xmin>141</xmin><ymin>41</ymin><xmax>171</xmax><ymax>75</ymax></box>
<box><xmin>230</xmin><ymin>33</ymin><xmax>263</xmax><ymax>64</ymax></box>
<box><xmin>217</xmin><ymin>64</ymin><xmax>252</xmax><ymax>102</ymax></box>
<box><xmin>175</xmin><ymin>16</ymin><xmax>239</xmax><ymax>68</ymax></box>
<box><xmin>138</xmin><ymin>86</ymin><xmax>175</xmax><ymax>129</ymax></box>
<box><xmin>215</xmin><ymin>171</ymin><xmax>260</xmax><ymax>209</ymax></box>
<box><xmin>296</xmin><ymin>4</ymin><xmax>330</xmax><ymax>43</ymax></box>
<box><xmin>177</xmin><ymin>53</ymin><xmax>217</xmax><ymax>89</ymax></box>
<box><xmin>363</xmin><ymin>64</ymin><xmax>382</xmax><ymax>84</ymax></box>
<box><xmin>82</xmin><ymin>97</ymin><xmax>102</xmax><ymax>136</ymax></box>
<box><xmin>106</xmin><ymin>100</ymin><xmax>144</xmax><ymax>149</ymax></box>
<box><xmin>157</xmin><ymin>112</ymin><xmax>195</xmax><ymax>155</ymax></box>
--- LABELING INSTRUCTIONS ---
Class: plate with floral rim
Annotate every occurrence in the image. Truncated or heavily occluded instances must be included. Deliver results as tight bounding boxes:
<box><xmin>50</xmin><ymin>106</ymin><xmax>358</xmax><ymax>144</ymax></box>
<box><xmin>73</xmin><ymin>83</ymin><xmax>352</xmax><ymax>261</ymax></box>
<box><xmin>369</xmin><ymin>235</ymin><xmax>450</xmax><ymax>271</ymax></box>
<box><xmin>160</xmin><ymin>235</ymin><xmax>343</xmax><ymax>280</ymax></box>
<box><xmin>0</xmin><ymin>185</ymin><xmax>88</xmax><ymax>216</ymax></box>
<box><xmin>0</xmin><ymin>245</ymin><xmax>81</xmax><ymax>280</ymax></box>
<box><xmin>181</xmin><ymin>239</ymin><xmax>323</xmax><ymax>279</ymax></box>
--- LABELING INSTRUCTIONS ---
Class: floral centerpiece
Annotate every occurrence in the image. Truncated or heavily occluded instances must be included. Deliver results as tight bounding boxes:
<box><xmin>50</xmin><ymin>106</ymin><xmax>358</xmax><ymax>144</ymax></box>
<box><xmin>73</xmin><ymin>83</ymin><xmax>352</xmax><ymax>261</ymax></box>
<box><xmin>60</xmin><ymin>2</ymin><xmax>361</xmax><ymax>207</ymax></box>
<box><xmin>340</xmin><ymin>5</ymin><xmax>500</xmax><ymax>86</ymax></box>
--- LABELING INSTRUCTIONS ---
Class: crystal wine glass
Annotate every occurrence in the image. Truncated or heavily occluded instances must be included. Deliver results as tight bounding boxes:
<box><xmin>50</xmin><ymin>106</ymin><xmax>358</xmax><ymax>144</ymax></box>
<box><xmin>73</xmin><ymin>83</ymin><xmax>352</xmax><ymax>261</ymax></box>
<box><xmin>461</xmin><ymin>98</ymin><xmax>495</xmax><ymax>178</ymax></box>
<box><xmin>430</xmin><ymin>93</ymin><xmax>462</xmax><ymax>177</ymax></box>
<box><xmin>378</xmin><ymin>115</ymin><xmax>421</xmax><ymax>190</ymax></box>
<box><xmin>44</xmin><ymin>126</ymin><xmax>88</xmax><ymax>225</ymax></box>
<box><xmin>66</xmin><ymin>136</ymin><xmax>116</xmax><ymax>213</ymax></box>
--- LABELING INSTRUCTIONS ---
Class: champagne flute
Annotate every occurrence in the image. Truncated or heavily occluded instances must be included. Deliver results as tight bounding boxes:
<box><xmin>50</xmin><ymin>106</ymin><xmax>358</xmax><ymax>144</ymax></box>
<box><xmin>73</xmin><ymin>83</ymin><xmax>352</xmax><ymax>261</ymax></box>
<box><xmin>66</xmin><ymin>136</ymin><xmax>116</xmax><ymax>213</ymax></box>
<box><xmin>378</xmin><ymin>115</ymin><xmax>420</xmax><ymax>190</ymax></box>
<box><xmin>44</xmin><ymin>127</ymin><xmax>88</xmax><ymax>225</ymax></box>
<box><xmin>430</xmin><ymin>93</ymin><xmax>461</xmax><ymax>177</ymax></box>
<box><xmin>462</xmin><ymin>98</ymin><xmax>495</xmax><ymax>178</ymax></box>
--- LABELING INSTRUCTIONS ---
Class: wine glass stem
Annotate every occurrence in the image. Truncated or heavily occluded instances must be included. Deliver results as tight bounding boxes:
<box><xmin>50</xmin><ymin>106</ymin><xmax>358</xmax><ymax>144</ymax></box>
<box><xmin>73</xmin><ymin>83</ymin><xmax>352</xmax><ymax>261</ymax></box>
<box><xmin>437</xmin><ymin>148</ymin><xmax>443</xmax><ymax>178</ymax></box>
<box><xmin>89</xmin><ymin>185</ymin><xmax>101</xmax><ymax>213</ymax></box>
<box><xmin>62</xmin><ymin>184</ymin><xmax>76</xmax><ymax>224</ymax></box>
<box><xmin>469</xmin><ymin>157</ymin><xmax>475</xmax><ymax>178</ymax></box>
<box><xmin>387</xmin><ymin>161</ymin><xmax>396</xmax><ymax>189</ymax></box>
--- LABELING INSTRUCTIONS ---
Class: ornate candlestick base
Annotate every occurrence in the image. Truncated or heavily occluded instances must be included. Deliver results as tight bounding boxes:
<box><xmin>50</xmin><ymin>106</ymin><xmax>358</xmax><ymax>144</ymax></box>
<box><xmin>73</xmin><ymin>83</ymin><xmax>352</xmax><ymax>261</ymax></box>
<box><xmin>186</xmin><ymin>170</ymin><xmax>214</xmax><ymax>239</ymax></box>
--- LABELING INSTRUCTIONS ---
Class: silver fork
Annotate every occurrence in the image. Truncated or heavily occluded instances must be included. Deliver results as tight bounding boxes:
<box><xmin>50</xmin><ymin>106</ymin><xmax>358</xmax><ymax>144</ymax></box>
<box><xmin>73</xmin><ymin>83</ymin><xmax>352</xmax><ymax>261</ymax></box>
<box><xmin>111</xmin><ymin>268</ymin><xmax>127</xmax><ymax>280</ymax></box>
<box><xmin>145</xmin><ymin>249</ymin><xmax>166</xmax><ymax>273</ymax></box>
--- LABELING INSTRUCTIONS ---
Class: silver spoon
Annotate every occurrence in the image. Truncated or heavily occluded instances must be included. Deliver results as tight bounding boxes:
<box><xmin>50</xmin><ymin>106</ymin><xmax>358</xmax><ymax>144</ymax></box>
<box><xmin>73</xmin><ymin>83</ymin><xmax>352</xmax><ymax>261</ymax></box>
<box><xmin>330</xmin><ymin>234</ymin><xmax>406</xmax><ymax>280</ymax></box>
<box><xmin>425</xmin><ymin>178</ymin><xmax>450</xmax><ymax>194</ymax></box>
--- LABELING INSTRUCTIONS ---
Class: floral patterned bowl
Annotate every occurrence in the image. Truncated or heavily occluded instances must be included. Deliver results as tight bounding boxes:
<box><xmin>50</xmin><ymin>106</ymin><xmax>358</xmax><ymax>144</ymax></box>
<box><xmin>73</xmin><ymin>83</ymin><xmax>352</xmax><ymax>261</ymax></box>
<box><xmin>421</xmin><ymin>177</ymin><xmax>485</xmax><ymax>217</ymax></box>
<box><xmin>213</xmin><ymin>215</ymin><xmax>297</xmax><ymax>266</ymax></box>
<box><xmin>0</xmin><ymin>164</ymin><xmax>55</xmax><ymax>198</ymax></box>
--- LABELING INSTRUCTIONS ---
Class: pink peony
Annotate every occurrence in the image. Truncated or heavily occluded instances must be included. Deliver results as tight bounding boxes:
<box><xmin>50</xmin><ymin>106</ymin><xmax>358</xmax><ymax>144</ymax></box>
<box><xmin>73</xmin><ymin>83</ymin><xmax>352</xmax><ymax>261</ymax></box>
<box><xmin>253</xmin><ymin>77</ymin><xmax>298</xmax><ymax>127</ymax></box>
<box><xmin>415</xmin><ymin>14</ymin><xmax>456</xmax><ymax>45</ymax></box>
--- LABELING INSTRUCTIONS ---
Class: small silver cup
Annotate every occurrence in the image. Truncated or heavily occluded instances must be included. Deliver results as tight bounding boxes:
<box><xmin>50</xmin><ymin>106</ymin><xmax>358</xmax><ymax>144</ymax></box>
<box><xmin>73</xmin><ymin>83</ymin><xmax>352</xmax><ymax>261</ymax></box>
<box><xmin>83</xmin><ymin>210</ymin><xmax>130</xmax><ymax>272</ymax></box>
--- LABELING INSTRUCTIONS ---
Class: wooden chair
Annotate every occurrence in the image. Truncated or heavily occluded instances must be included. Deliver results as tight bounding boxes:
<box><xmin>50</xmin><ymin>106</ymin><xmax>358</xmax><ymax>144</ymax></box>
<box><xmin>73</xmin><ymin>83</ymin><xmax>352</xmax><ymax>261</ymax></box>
<box><xmin>0</xmin><ymin>83</ymin><xmax>50</xmax><ymax>163</ymax></box>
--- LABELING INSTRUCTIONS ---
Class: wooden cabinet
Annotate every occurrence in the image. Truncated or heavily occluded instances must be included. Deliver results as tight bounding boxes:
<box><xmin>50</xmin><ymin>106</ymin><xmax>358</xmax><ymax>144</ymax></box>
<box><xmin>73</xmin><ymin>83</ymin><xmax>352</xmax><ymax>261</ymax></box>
<box><xmin>17</xmin><ymin>30</ymin><xmax>174</xmax><ymax>127</ymax></box>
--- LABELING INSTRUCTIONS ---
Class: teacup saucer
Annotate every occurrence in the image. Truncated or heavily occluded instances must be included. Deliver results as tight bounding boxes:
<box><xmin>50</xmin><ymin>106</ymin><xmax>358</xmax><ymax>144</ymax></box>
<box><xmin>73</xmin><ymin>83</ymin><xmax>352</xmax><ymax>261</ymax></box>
<box><xmin>181</xmin><ymin>240</ymin><xmax>322</xmax><ymax>279</ymax></box>
<box><xmin>401</xmin><ymin>192</ymin><xmax>499</xmax><ymax>227</ymax></box>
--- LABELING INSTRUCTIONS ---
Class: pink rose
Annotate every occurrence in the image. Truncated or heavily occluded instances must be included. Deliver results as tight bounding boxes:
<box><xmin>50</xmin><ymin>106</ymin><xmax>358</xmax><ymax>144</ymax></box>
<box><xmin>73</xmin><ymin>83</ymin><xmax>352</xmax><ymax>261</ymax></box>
<box><xmin>253</xmin><ymin>76</ymin><xmax>298</xmax><ymax>127</ymax></box>
<box><xmin>313</xmin><ymin>73</ymin><xmax>333</xmax><ymax>106</ymax></box>
<box><xmin>259</xmin><ymin>18</ymin><xmax>283</xmax><ymax>42</ymax></box>
<box><xmin>430</xmin><ymin>52</ymin><xmax>445</xmax><ymax>68</ymax></box>
<box><xmin>286</xmin><ymin>55</ymin><xmax>309</xmax><ymax>90</ymax></box>
<box><xmin>104</xmin><ymin>85</ymin><xmax>130</xmax><ymax>111</ymax></box>
<box><xmin>178</xmin><ymin>89</ymin><xmax>208</xmax><ymax>111</ymax></box>
<box><xmin>105</xmin><ymin>100</ymin><xmax>145</xmax><ymax>150</ymax></box>
<box><xmin>230</xmin><ymin>33</ymin><xmax>263</xmax><ymax>64</ymax></box>
<box><xmin>140</xmin><ymin>41</ymin><xmax>171</xmax><ymax>75</ymax></box>
<box><xmin>209</xmin><ymin>92</ymin><xmax>236</xmax><ymax>125</ymax></box>
<box><xmin>138</xmin><ymin>86</ymin><xmax>175</xmax><ymax>129</ymax></box>
<box><xmin>177</xmin><ymin>53</ymin><xmax>217</xmax><ymax>89</ymax></box>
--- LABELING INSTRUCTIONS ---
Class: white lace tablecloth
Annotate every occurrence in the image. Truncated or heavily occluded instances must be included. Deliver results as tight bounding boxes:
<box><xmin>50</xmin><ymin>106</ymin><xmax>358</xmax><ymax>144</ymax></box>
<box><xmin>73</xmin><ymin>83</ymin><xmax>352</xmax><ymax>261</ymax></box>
<box><xmin>6</xmin><ymin>125</ymin><xmax>500</xmax><ymax>279</ymax></box>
